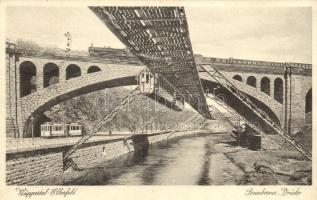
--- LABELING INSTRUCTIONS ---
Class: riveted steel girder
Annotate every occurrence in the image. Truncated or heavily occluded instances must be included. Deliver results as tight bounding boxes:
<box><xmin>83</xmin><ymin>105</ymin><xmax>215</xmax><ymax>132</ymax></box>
<box><xmin>90</xmin><ymin>6</ymin><xmax>211</xmax><ymax>119</ymax></box>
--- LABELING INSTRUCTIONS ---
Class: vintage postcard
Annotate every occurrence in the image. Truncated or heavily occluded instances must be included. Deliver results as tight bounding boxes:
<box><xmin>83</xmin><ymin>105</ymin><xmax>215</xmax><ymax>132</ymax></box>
<box><xmin>0</xmin><ymin>0</ymin><xmax>316</xmax><ymax>200</ymax></box>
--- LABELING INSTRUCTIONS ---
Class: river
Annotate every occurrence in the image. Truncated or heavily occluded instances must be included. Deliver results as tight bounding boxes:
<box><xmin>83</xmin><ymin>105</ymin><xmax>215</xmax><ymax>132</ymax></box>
<box><xmin>64</xmin><ymin>133</ymin><xmax>245</xmax><ymax>185</ymax></box>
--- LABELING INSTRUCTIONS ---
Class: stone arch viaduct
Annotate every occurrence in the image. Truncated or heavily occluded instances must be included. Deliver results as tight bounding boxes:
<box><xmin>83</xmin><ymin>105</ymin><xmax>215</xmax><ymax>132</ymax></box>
<box><xmin>6</xmin><ymin>46</ymin><xmax>312</xmax><ymax>138</ymax></box>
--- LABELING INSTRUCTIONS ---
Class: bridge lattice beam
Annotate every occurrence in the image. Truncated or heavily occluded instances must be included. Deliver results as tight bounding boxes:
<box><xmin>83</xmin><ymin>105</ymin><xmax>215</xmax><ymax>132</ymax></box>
<box><xmin>90</xmin><ymin>6</ymin><xmax>211</xmax><ymax>119</ymax></box>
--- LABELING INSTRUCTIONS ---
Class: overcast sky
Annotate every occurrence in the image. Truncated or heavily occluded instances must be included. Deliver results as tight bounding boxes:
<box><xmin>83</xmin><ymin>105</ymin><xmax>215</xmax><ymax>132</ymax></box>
<box><xmin>6</xmin><ymin>6</ymin><xmax>312</xmax><ymax>63</ymax></box>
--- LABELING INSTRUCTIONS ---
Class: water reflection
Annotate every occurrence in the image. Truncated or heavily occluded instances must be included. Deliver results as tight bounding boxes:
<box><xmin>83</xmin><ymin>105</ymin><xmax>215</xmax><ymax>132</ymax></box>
<box><xmin>68</xmin><ymin>134</ymin><xmax>244</xmax><ymax>185</ymax></box>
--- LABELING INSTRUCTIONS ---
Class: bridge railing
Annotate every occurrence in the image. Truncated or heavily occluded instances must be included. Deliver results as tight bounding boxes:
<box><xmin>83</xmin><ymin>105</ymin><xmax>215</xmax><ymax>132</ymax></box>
<box><xmin>195</xmin><ymin>56</ymin><xmax>312</xmax><ymax>69</ymax></box>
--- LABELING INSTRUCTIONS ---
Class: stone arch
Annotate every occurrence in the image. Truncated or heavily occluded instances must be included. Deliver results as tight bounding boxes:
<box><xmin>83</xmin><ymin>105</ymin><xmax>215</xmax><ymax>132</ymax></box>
<box><xmin>66</xmin><ymin>64</ymin><xmax>81</xmax><ymax>80</ymax></box>
<box><xmin>305</xmin><ymin>88</ymin><xmax>312</xmax><ymax>113</ymax></box>
<box><xmin>88</xmin><ymin>65</ymin><xmax>101</xmax><ymax>74</ymax></box>
<box><xmin>274</xmin><ymin>78</ymin><xmax>283</xmax><ymax>104</ymax></box>
<box><xmin>261</xmin><ymin>77</ymin><xmax>270</xmax><ymax>96</ymax></box>
<box><xmin>246</xmin><ymin>76</ymin><xmax>256</xmax><ymax>88</ymax></box>
<box><xmin>20</xmin><ymin>61</ymin><xmax>36</xmax><ymax>97</ymax></box>
<box><xmin>21</xmin><ymin>75</ymin><xmax>139</xmax><ymax>137</ymax></box>
<box><xmin>200</xmin><ymin>78</ymin><xmax>281</xmax><ymax>126</ymax></box>
<box><xmin>43</xmin><ymin>63</ymin><xmax>59</xmax><ymax>88</ymax></box>
<box><xmin>23</xmin><ymin>114</ymin><xmax>51</xmax><ymax>138</ymax></box>
<box><xmin>232</xmin><ymin>74</ymin><xmax>242</xmax><ymax>82</ymax></box>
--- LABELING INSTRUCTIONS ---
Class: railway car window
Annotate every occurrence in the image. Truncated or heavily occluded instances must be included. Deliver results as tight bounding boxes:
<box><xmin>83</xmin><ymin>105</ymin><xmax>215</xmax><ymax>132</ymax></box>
<box><xmin>141</xmin><ymin>73</ymin><xmax>145</xmax><ymax>83</ymax></box>
<box><xmin>71</xmin><ymin>125</ymin><xmax>80</xmax><ymax>130</ymax></box>
<box><xmin>150</xmin><ymin>75</ymin><xmax>154</xmax><ymax>84</ymax></box>
<box><xmin>146</xmin><ymin>74</ymin><xmax>149</xmax><ymax>83</ymax></box>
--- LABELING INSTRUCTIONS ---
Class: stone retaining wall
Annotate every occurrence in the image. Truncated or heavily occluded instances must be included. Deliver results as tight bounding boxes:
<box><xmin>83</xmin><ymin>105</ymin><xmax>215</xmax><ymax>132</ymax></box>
<box><xmin>6</xmin><ymin>149</ymin><xmax>63</xmax><ymax>185</ymax></box>
<box><xmin>70</xmin><ymin>140</ymin><xmax>132</xmax><ymax>169</ymax></box>
<box><xmin>6</xmin><ymin>130</ymin><xmax>211</xmax><ymax>185</ymax></box>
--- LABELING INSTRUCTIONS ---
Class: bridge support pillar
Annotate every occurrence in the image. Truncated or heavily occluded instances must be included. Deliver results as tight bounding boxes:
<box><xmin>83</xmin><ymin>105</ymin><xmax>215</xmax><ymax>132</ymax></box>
<box><xmin>286</xmin><ymin>74</ymin><xmax>312</xmax><ymax>134</ymax></box>
<box><xmin>36</xmin><ymin>62</ymin><xmax>44</xmax><ymax>90</ymax></box>
<box><xmin>270</xmin><ymin>78</ymin><xmax>274</xmax><ymax>98</ymax></box>
<box><xmin>256</xmin><ymin>78</ymin><xmax>261</xmax><ymax>91</ymax></box>
<box><xmin>60</xmin><ymin>63</ymin><xmax>67</xmax><ymax>81</ymax></box>
<box><xmin>6</xmin><ymin>50</ymin><xmax>19</xmax><ymax>137</ymax></box>
<box><xmin>131</xmin><ymin>134</ymin><xmax>149</xmax><ymax>157</ymax></box>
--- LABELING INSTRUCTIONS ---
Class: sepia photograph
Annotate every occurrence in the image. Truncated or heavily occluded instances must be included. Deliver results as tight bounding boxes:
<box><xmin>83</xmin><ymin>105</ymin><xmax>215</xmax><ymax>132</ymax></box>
<box><xmin>1</xmin><ymin>1</ymin><xmax>316</xmax><ymax>199</ymax></box>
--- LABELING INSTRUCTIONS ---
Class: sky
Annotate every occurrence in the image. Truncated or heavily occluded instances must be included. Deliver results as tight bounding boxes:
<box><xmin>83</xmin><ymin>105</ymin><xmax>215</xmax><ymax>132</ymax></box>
<box><xmin>6</xmin><ymin>6</ymin><xmax>312</xmax><ymax>63</ymax></box>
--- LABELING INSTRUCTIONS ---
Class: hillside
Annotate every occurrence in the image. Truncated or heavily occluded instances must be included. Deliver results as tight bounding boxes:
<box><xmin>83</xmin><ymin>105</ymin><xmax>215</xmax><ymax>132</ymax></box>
<box><xmin>44</xmin><ymin>86</ymin><xmax>200</xmax><ymax>133</ymax></box>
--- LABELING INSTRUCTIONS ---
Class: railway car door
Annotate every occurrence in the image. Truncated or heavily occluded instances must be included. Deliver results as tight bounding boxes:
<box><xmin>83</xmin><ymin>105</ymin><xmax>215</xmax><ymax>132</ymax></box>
<box><xmin>139</xmin><ymin>69</ymin><xmax>156</xmax><ymax>94</ymax></box>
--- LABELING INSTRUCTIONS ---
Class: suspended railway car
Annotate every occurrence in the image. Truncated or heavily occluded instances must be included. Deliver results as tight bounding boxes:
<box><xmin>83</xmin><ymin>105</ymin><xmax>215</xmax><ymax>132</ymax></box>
<box><xmin>40</xmin><ymin>122</ymin><xmax>83</xmax><ymax>138</ymax></box>
<box><xmin>139</xmin><ymin>68</ymin><xmax>157</xmax><ymax>94</ymax></box>
<box><xmin>138</xmin><ymin>69</ymin><xmax>184</xmax><ymax>111</ymax></box>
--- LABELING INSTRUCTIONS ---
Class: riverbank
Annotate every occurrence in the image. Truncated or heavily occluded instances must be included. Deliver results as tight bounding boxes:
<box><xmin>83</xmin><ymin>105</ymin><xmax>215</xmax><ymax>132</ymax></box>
<box><xmin>6</xmin><ymin>129</ymin><xmax>215</xmax><ymax>185</ymax></box>
<box><xmin>224</xmin><ymin>135</ymin><xmax>312</xmax><ymax>185</ymax></box>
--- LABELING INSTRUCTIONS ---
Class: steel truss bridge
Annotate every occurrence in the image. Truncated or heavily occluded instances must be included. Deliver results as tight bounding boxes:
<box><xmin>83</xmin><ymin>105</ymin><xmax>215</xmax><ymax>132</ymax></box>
<box><xmin>90</xmin><ymin>6</ymin><xmax>212</xmax><ymax>119</ymax></box>
<box><xmin>55</xmin><ymin>6</ymin><xmax>312</xmax><ymax>165</ymax></box>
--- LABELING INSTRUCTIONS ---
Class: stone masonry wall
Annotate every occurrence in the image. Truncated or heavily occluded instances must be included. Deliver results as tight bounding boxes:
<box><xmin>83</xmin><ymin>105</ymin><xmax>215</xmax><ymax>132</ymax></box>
<box><xmin>288</xmin><ymin>75</ymin><xmax>312</xmax><ymax>132</ymax></box>
<box><xmin>6</xmin><ymin>149</ymin><xmax>63</xmax><ymax>185</ymax></box>
<box><xmin>6</xmin><ymin>52</ymin><xmax>19</xmax><ymax>137</ymax></box>
<box><xmin>6</xmin><ymin>130</ymin><xmax>204</xmax><ymax>185</ymax></box>
<box><xmin>70</xmin><ymin>140</ymin><xmax>132</xmax><ymax>169</ymax></box>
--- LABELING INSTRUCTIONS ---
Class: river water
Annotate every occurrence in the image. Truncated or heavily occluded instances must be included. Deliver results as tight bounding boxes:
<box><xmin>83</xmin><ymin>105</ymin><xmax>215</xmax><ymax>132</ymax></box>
<box><xmin>64</xmin><ymin>133</ymin><xmax>245</xmax><ymax>185</ymax></box>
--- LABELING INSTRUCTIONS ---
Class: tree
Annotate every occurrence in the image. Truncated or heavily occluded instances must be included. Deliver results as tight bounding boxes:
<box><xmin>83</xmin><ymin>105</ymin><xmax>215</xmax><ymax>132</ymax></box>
<box><xmin>16</xmin><ymin>39</ymin><xmax>43</xmax><ymax>55</ymax></box>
